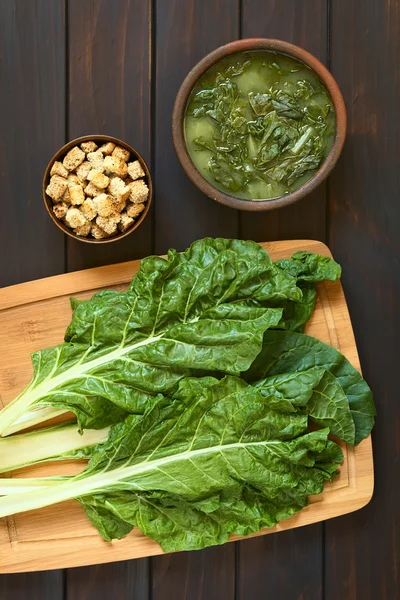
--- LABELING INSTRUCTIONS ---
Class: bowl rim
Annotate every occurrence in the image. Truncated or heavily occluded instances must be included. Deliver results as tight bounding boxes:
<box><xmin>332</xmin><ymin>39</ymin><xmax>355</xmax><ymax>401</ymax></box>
<box><xmin>172</xmin><ymin>38</ymin><xmax>347</xmax><ymax>212</ymax></box>
<box><xmin>42</xmin><ymin>134</ymin><xmax>153</xmax><ymax>243</ymax></box>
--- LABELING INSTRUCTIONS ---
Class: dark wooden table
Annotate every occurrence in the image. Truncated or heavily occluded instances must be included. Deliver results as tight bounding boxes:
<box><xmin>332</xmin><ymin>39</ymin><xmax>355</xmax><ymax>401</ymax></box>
<box><xmin>0</xmin><ymin>0</ymin><xmax>397</xmax><ymax>598</ymax></box>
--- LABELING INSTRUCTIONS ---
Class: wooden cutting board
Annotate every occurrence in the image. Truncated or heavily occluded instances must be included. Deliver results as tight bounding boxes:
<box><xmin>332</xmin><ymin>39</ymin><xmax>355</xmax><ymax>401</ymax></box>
<box><xmin>0</xmin><ymin>240</ymin><xmax>374</xmax><ymax>573</ymax></box>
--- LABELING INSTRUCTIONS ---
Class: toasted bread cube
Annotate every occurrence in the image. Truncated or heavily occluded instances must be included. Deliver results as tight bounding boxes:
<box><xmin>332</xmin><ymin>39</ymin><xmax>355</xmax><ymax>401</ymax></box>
<box><xmin>93</xmin><ymin>193</ymin><xmax>114</xmax><ymax>217</ymax></box>
<box><xmin>80</xmin><ymin>141</ymin><xmax>98</xmax><ymax>154</ymax></box>
<box><xmin>50</xmin><ymin>161</ymin><xmax>69</xmax><ymax>179</ymax></box>
<box><xmin>126</xmin><ymin>202</ymin><xmax>145</xmax><ymax>218</ymax></box>
<box><xmin>65</xmin><ymin>207</ymin><xmax>87</xmax><ymax>229</ymax></box>
<box><xmin>52</xmin><ymin>202</ymin><xmax>69</xmax><ymax>220</ymax></box>
<box><xmin>108</xmin><ymin>176</ymin><xmax>131</xmax><ymax>203</ymax></box>
<box><xmin>96</xmin><ymin>216</ymin><xmax>118</xmax><ymax>235</ymax></box>
<box><xmin>129</xmin><ymin>180</ymin><xmax>149</xmax><ymax>204</ymax></box>
<box><xmin>68</xmin><ymin>173</ymin><xmax>80</xmax><ymax>186</ymax></box>
<box><xmin>62</xmin><ymin>187</ymin><xmax>71</xmax><ymax>204</ymax></box>
<box><xmin>69</xmin><ymin>184</ymin><xmax>85</xmax><ymax>205</ymax></box>
<box><xmin>99</xmin><ymin>142</ymin><xmax>116</xmax><ymax>155</ymax></box>
<box><xmin>87</xmin><ymin>169</ymin><xmax>110</xmax><ymax>189</ymax></box>
<box><xmin>91</xmin><ymin>223</ymin><xmax>108</xmax><ymax>240</ymax></box>
<box><xmin>104</xmin><ymin>155</ymin><xmax>128</xmax><ymax>178</ymax></box>
<box><xmin>76</xmin><ymin>161</ymin><xmax>92</xmax><ymax>182</ymax></box>
<box><xmin>80</xmin><ymin>198</ymin><xmax>97</xmax><ymax>220</ymax></box>
<box><xmin>46</xmin><ymin>175</ymin><xmax>68</xmax><ymax>201</ymax></box>
<box><xmin>127</xmin><ymin>160</ymin><xmax>145</xmax><ymax>180</ymax></box>
<box><xmin>87</xmin><ymin>150</ymin><xmax>105</xmax><ymax>172</ymax></box>
<box><xmin>84</xmin><ymin>181</ymin><xmax>102</xmax><ymax>197</ymax></box>
<box><xmin>108</xmin><ymin>211</ymin><xmax>121</xmax><ymax>225</ymax></box>
<box><xmin>63</xmin><ymin>146</ymin><xmax>85</xmax><ymax>171</ymax></box>
<box><xmin>74</xmin><ymin>221</ymin><xmax>92</xmax><ymax>237</ymax></box>
<box><xmin>112</xmin><ymin>145</ymin><xmax>130</xmax><ymax>162</ymax></box>
<box><xmin>118</xmin><ymin>212</ymin><xmax>135</xmax><ymax>232</ymax></box>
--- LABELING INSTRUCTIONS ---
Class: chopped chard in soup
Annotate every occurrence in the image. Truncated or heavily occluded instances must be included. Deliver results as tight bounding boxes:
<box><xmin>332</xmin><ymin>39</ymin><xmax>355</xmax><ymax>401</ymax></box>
<box><xmin>184</xmin><ymin>51</ymin><xmax>335</xmax><ymax>200</ymax></box>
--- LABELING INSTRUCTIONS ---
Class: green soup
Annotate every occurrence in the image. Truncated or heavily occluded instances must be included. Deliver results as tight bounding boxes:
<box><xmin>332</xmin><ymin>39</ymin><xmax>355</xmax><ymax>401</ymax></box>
<box><xmin>184</xmin><ymin>51</ymin><xmax>335</xmax><ymax>201</ymax></box>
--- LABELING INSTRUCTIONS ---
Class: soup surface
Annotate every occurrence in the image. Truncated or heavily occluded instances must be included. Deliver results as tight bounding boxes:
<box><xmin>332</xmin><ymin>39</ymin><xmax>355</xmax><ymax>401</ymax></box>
<box><xmin>184</xmin><ymin>51</ymin><xmax>335</xmax><ymax>200</ymax></box>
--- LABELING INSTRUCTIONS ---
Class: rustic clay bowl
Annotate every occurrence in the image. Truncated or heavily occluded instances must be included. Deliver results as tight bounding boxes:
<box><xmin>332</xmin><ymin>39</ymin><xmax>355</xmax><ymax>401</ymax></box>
<box><xmin>172</xmin><ymin>38</ymin><xmax>347</xmax><ymax>211</ymax></box>
<box><xmin>43</xmin><ymin>134</ymin><xmax>152</xmax><ymax>243</ymax></box>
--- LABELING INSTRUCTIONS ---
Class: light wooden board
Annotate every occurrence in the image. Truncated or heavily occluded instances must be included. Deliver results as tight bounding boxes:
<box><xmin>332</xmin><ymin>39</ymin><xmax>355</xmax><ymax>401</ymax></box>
<box><xmin>0</xmin><ymin>240</ymin><xmax>374</xmax><ymax>573</ymax></box>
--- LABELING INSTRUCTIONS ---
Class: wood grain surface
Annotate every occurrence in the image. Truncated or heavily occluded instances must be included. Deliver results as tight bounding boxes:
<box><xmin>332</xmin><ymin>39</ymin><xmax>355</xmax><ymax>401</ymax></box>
<box><xmin>326</xmin><ymin>1</ymin><xmax>398</xmax><ymax>598</ymax></box>
<box><xmin>0</xmin><ymin>0</ymin><xmax>392</xmax><ymax>597</ymax></box>
<box><xmin>0</xmin><ymin>240</ymin><xmax>373</xmax><ymax>574</ymax></box>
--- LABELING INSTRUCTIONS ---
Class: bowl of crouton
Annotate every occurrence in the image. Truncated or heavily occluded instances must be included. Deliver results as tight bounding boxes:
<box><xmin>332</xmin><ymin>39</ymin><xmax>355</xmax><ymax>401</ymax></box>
<box><xmin>43</xmin><ymin>135</ymin><xmax>152</xmax><ymax>243</ymax></box>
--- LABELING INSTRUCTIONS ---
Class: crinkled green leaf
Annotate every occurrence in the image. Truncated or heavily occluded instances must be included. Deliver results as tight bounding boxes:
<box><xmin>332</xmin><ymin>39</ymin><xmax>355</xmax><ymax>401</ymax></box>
<box><xmin>0</xmin><ymin>376</ymin><xmax>342</xmax><ymax>551</ymax></box>
<box><xmin>1</xmin><ymin>239</ymin><xmax>297</xmax><ymax>435</ymax></box>
<box><xmin>244</xmin><ymin>330</ymin><xmax>375</xmax><ymax>444</ymax></box>
<box><xmin>275</xmin><ymin>251</ymin><xmax>342</xmax><ymax>282</ymax></box>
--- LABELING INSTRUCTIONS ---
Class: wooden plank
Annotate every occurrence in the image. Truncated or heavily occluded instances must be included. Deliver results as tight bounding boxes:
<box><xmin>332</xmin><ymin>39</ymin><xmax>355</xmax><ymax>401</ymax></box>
<box><xmin>237</xmin><ymin>3</ymin><xmax>329</xmax><ymax>599</ymax></box>
<box><xmin>66</xmin><ymin>559</ymin><xmax>149</xmax><ymax>599</ymax></box>
<box><xmin>0</xmin><ymin>240</ymin><xmax>373</xmax><ymax>573</ymax></box>
<box><xmin>67</xmin><ymin>0</ymin><xmax>152</xmax><ymax>270</ymax></box>
<box><xmin>326</xmin><ymin>1</ymin><xmax>399</xmax><ymax>598</ymax></box>
<box><xmin>153</xmin><ymin>0</ymin><xmax>240</xmax><ymax>255</ymax></box>
<box><xmin>152</xmin><ymin>0</ymin><xmax>239</xmax><ymax>596</ymax></box>
<box><xmin>0</xmin><ymin>0</ymin><xmax>66</xmax><ymax>596</ymax></box>
<box><xmin>152</xmin><ymin>546</ymin><xmax>235</xmax><ymax>600</ymax></box>
<box><xmin>240</xmin><ymin>0</ymin><xmax>328</xmax><ymax>245</ymax></box>
<box><xmin>0</xmin><ymin>0</ymin><xmax>66</xmax><ymax>287</ymax></box>
<box><xmin>237</xmin><ymin>526</ymin><xmax>323</xmax><ymax>600</ymax></box>
<box><xmin>0</xmin><ymin>571</ymin><xmax>64</xmax><ymax>600</ymax></box>
<box><xmin>66</xmin><ymin>1</ymin><xmax>152</xmax><ymax>597</ymax></box>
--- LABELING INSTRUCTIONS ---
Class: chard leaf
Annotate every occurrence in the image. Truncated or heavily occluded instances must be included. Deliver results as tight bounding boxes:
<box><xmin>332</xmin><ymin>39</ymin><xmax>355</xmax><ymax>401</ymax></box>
<box><xmin>244</xmin><ymin>331</ymin><xmax>375</xmax><ymax>444</ymax></box>
<box><xmin>274</xmin><ymin>252</ymin><xmax>341</xmax><ymax>332</ymax></box>
<box><xmin>0</xmin><ymin>239</ymin><xmax>299</xmax><ymax>436</ymax></box>
<box><xmin>0</xmin><ymin>376</ymin><xmax>342</xmax><ymax>552</ymax></box>
<box><xmin>306</xmin><ymin>371</ymin><xmax>355</xmax><ymax>444</ymax></box>
<box><xmin>276</xmin><ymin>251</ymin><xmax>342</xmax><ymax>282</ymax></box>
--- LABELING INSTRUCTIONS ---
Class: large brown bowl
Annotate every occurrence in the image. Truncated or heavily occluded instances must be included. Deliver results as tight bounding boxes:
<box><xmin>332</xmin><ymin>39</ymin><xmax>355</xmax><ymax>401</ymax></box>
<box><xmin>172</xmin><ymin>38</ymin><xmax>347</xmax><ymax>211</ymax></box>
<box><xmin>43</xmin><ymin>134</ymin><xmax>152</xmax><ymax>243</ymax></box>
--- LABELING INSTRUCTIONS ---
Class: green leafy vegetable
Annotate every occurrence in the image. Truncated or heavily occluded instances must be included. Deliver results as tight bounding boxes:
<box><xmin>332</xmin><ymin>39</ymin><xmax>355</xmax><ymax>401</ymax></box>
<box><xmin>0</xmin><ymin>376</ymin><xmax>343</xmax><ymax>551</ymax></box>
<box><xmin>244</xmin><ymin>330</ymin><xmax>375</xmax><ymax>444</ymax></box>
<box><xmin>0</xmin><ymin>239</ymin><xmax>325</xmax><ymax>436</ymax></box>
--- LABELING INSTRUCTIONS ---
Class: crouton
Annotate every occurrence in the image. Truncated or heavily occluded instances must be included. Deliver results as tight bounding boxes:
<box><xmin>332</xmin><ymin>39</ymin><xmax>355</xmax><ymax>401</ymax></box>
<box><xmin>74</xmin><ymin>221</ymin><xmax>92</xmax><ymax>237</ymax></box>
<box><xmin>62</xmin><ymin>188</ymin><xmax>71</xmax><ymax>204</ymax></box>
<box><xmin>68</xmin><ymin>173</ymin><xmax>80</xmax><ymax>186</ymax></box>
<box><xmin>63</xmin><ymin>146</ymin><xmax>85</xmax><ymax>171</ymax></box>
<box><xmin>93</xmin><ymin>193</ymin><xmax>114</xmax><ymax>217</ymax></box>
<box><xmin>129</xmin><ymin>180</ymin><xmax>149</xmax><ymax>204</ymax></box>
<box><xmin>127</xmin><ymin>160</ymin><xmax>145</xmax><ymax>180</ymax></box>
<box><xmin>52</xmin><ymin>202</ymin><xmax>69</xmax><ymax>220</ymax></box>
<box><xmin>126</xmin><ymin>202</ymin><xmax>145</xmax><ymax>218</ymax></box>
<box><xmin>118</xmin><ymin>212</ymin><xmax>134</xmax><ymax>232</ymax></box>
<box><xmin>104</xmin><ymin>155</ymin><xmax>128</xmax><ymax>178</ymax></box>
<box><xmin>112</xmin><ymin>145</ymin><xmax>130</xmax><ymax>162</ymax></box>
<box><xmin>87</xmin><ymin>150</ymin><xmax>105</xmax><ymax>172</ymax></box>
<box><xmin>87</xmin><ymin>169</ymin><xmax>110</xmax><ymax>189</ymax></box>
<box><xmin>69</xmin><ymin>184</ymin><xmax>85</xmax><ymax>206</ymax></box>
<box><xmin>99</xmin><ymin>142</ymin><xmax>116</xmax><ymax>155</ymax></box>
<box><xmin>80</xmin><ymin>198</ymin><xmax>97</xmax><ymax>220</ymax></box>
<box><xmin>108</xmin><ymin>176</ymin><xmax>131</xmax><ymax>203</ymax></box>
<box><xmin>91</xmin><ymin>223</ymin><xmax>108</xmax><ymax>240</ymax></box>
<box><xmin>50</xmin><ymin>161</ymin><xmax>69</xmax><ymax>179</ymax></box>
<box><xmin>96</xmin><ymin>216</ymin><xmax>118</xmax><ymax>235</ymax></box>
<box><xmin>84</xmin><ymin>182</ymin><xmax>102</xmax><ymax>197</ymax></box>
<box><xmin>80</xmin><ymin>141</ymin><xmax>98</xmax><ymax>154</ymax></box>
<box><xmin>46</xmin><ymin>175</ymin><xmax>68</xmax><ymax>201</ymax></box>
<box><xmin>76</xmin><ymin>161</ymin><xmax>92</xmax><ymax>182</ymax></box>
<box><xmin>65</xmin><ymin>207</ymin><xmax>87</xmax><ymax>229</ymax></box>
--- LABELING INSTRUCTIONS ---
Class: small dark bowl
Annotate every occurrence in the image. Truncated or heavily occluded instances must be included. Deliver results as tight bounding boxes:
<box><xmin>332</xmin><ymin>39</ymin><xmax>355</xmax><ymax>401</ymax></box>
<box><xmin>43</xmin><ymin>134</ymin><xmax>152</xmax><ymax>243</ymax></box>
<box><xmin>172</xmin><ymin>38</ymin><xmax>347</xmax><ymax>212</ymax></box>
